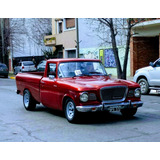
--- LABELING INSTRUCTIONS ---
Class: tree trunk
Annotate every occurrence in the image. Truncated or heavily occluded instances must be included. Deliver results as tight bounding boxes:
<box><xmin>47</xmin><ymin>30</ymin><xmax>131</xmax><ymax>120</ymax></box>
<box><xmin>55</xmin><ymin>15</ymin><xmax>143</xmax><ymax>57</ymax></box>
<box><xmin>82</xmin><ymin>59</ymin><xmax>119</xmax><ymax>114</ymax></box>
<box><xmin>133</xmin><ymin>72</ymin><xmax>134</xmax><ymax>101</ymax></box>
<box><xmin>121</xmin><ymin>20</ymin><xmax>132</xmax><ymax>80</ymax></box>
<box><xmin>109</xmin><ymin>19</ymin><xmax>122</xmax><ymax>79</ymax></box>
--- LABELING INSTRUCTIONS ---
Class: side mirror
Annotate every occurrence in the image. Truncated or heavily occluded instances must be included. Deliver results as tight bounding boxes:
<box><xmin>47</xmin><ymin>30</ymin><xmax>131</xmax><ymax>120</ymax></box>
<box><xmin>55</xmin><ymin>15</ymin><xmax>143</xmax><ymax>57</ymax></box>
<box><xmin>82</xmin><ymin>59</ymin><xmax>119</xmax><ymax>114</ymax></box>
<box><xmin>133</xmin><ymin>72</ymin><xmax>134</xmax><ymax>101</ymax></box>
<box><xmin>49</xmin><ymin>75</ymin><xmax>55</xmax><ymax>80</ymax></box>
<box><xmin>149</xmin><ymin>62</ymin><xmax>154</xmax><ymax>67</ymax></box>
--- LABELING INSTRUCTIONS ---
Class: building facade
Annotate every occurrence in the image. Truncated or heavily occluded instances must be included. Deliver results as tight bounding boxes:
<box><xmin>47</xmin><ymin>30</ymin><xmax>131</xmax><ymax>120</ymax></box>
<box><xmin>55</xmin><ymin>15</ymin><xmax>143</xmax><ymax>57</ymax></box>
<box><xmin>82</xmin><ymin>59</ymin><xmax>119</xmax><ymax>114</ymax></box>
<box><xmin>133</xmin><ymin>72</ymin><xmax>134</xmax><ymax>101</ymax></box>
<box><xmin>45</xmin><ymin>18</ymin><xmax>130</xmax><ymax>77</ymax></box>
<box><xmin>130</xmin><ymin>19</ymin><xmax>160</xmax><ymax>76</ymax></box>
<box><xmin>44</xmin><ymin>18</ymin><xmax>78</xmax><ymax>59</ymax></box>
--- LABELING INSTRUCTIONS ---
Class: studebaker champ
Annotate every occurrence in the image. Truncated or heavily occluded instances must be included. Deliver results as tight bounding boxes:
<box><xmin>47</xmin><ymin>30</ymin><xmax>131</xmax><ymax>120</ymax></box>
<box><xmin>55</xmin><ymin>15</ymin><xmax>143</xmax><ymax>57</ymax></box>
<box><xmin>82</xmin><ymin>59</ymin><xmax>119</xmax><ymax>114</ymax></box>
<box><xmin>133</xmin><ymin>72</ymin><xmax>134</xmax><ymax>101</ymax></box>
<box><xmin>16</xmin><ymin>58</ymin><xmax>143</xmax><ymax>123</ymax></box>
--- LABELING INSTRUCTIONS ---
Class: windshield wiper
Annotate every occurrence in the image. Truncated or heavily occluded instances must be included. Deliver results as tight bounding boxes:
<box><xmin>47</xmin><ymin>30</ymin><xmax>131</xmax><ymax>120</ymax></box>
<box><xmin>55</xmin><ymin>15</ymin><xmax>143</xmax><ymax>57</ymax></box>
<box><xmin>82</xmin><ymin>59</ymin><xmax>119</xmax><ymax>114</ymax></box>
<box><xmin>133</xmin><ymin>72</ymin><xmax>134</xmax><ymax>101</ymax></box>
<box><xmin>88</xmin><ymin>72</ymin><xmax>107</xmax><ymax>76</ymax></box>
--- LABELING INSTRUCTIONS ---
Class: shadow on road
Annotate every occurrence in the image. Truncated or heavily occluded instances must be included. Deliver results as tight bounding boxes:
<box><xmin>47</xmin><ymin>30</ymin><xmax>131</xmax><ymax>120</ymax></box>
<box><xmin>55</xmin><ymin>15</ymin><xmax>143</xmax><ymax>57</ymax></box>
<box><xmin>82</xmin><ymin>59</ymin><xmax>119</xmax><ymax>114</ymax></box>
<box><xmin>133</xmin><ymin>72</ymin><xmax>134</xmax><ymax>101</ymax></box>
<box><xmin>75</xmin><ymin>112</ymin><xmax>140</xmax><ymax>125</ymax></box>
<box><xmin>0</xmin><ymin>76</ymin><xmax>8</xmax><ymax>79</ymax></box>
<box><xmin>144</xmin><ymin>94</ymin><xmax>160</xmax><ymax>97</ymax></box>
<box><xmin>34</xmin><ymin>105</ymin><xmax>141</xmax><ymax>125</ymax></box>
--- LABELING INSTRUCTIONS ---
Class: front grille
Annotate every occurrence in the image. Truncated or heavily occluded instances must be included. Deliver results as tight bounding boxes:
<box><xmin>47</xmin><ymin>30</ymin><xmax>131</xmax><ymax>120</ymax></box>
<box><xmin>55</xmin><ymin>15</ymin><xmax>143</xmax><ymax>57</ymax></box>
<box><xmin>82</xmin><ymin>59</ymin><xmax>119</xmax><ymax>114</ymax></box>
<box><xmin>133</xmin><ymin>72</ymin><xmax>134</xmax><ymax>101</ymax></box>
<box><xmin>100</xmin><ymin>86</ymin><xmax>127</xmax><ymax>103</ymax></box>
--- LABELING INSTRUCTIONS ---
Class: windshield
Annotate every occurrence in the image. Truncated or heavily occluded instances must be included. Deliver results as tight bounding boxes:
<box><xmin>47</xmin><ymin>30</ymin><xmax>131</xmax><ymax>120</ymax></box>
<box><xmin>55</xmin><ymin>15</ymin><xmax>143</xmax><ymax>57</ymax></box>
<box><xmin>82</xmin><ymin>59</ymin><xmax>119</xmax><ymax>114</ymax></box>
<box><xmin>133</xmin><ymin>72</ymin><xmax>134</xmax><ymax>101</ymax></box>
<box><xmin>0</xmin><ymin>63</ymin><xmax>7</xmax><ymax>68</ymax></box>
<box><xmin>58</xmin><ymin>61</ymin><xmax>107</xmax><ymax>78</ymax></box>
<box><xmin>23</xmin><ymin>61</ymin><xmax>34</xmax><ymax>66</ymax></box>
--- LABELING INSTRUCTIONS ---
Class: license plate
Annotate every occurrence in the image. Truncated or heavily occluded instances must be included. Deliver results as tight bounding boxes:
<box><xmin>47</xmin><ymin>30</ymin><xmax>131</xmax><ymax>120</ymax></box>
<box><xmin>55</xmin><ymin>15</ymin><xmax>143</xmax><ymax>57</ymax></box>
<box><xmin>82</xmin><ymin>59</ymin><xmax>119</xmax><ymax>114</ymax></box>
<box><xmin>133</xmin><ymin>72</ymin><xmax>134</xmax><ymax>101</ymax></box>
<box><xmin>109</xmin><ymin>107</ymin><xmax>120</xmax><ymax>112</ymax></box>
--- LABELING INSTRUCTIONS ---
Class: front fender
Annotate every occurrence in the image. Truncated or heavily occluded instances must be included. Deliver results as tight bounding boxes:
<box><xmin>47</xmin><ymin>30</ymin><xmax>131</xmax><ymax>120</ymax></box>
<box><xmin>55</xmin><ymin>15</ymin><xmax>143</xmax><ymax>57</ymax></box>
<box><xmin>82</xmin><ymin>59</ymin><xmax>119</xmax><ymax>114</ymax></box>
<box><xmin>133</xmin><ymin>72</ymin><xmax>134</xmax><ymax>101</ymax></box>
<box><xmin>61</xmin><ymin>91</ymin><xmax>80</xmax><ymax>111</ymax></box>
<box><xmin>134</xmin><ymin>71</ymin><xmax>150</xmax><ymax>83</ymax></box>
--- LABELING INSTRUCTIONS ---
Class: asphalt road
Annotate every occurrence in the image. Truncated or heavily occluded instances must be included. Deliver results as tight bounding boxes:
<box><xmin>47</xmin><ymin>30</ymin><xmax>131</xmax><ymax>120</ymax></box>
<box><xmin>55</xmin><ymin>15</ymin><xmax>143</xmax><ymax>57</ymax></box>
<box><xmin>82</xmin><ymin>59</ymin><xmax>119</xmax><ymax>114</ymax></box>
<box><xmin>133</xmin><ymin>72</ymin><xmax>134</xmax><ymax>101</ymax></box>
<box><xmin>0</xmin><ymin>78</ymin><xmax>160</xmax><ymax>142</ymax></box>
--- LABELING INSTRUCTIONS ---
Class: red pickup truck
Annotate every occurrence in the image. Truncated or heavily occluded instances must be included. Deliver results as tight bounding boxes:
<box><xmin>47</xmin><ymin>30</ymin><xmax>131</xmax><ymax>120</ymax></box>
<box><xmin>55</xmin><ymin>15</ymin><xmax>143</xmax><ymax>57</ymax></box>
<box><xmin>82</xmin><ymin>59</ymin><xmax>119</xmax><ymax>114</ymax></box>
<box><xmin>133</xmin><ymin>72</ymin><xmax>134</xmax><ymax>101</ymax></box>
<box><xmin>16</xmin><ymin>58</ymin><xmax>143</xmax><ymax>123</ymax></box>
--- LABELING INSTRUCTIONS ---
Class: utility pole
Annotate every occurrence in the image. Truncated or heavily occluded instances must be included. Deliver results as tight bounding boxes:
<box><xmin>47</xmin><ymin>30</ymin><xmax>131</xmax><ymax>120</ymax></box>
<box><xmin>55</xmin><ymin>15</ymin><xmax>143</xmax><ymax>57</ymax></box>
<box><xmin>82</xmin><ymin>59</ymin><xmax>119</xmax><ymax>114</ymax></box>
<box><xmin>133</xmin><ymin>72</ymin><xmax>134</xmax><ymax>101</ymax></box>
<box><xmin>76</xmin><ymin>18</ymin><xmax>79</xmax><ymax>58</ymax></box>
<box><xmin>1</xmin><ymin>18</ymin><xmax>5</xmax><ymax>63</ymax></box>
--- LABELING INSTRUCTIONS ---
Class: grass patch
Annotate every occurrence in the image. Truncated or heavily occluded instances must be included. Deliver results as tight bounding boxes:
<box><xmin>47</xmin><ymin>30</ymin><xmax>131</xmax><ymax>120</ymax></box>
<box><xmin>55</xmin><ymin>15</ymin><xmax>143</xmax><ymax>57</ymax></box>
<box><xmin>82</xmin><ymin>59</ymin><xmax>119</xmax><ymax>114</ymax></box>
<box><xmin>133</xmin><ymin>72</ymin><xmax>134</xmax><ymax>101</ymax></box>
<box><xmin>9</xmin><ymin>73</ymin><xmax>15</xmax><ymax>77</ymax></box>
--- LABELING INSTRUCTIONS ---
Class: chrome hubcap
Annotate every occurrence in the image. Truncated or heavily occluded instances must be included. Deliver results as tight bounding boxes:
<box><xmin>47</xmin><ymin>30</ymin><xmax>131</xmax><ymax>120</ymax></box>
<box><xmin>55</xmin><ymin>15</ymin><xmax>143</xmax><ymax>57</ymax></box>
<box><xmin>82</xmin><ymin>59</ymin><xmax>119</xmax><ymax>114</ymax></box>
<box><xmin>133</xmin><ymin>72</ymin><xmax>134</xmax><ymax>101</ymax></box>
<box><xmin>66</xmin><ymin>101</ymin><xmax>75</xmax><ymax>119</ymax></box>
<box><xmin>139</xmin><ymin>81</ymin><xmax>147</xmax><ymax>93</ymax></box>
<box><xmin>24</xmin><ymin>92</ymin><xmax>29</xmax><ymax>107</ymax></box>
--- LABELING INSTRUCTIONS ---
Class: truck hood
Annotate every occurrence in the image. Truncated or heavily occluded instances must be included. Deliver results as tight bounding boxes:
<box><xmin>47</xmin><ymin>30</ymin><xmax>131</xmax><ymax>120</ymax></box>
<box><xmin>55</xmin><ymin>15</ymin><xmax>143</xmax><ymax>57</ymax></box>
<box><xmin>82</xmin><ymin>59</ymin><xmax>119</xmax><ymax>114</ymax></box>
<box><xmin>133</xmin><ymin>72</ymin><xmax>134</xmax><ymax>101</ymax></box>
<box><xmin>59</xmin><ymin>76</ymin><xmax>139</xmax><ymax>91</ymax></box>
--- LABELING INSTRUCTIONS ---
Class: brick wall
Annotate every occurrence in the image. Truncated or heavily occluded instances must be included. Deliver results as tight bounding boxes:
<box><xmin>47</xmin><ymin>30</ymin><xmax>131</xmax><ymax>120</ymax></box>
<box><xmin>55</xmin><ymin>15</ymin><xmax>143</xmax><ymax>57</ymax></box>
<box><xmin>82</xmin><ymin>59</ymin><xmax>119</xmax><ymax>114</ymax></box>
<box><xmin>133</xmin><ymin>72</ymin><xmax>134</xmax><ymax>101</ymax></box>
<box><xmin>130</xmin><ymin>36</ymin><xmax>159</xmax><ymax>76</ymax></box>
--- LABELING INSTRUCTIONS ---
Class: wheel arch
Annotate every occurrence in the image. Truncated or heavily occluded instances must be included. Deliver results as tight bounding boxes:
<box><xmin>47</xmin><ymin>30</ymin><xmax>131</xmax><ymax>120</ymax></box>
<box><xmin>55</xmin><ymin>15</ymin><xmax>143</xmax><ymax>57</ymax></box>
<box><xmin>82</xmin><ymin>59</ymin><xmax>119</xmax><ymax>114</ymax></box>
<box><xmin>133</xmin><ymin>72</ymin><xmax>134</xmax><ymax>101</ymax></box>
<box><xmin>62</xmin><ymin>95</ymin><xmax>74</xmax><ymax>111</ymax></box>
<box><xmin>136</xmin><ymin>75</ymin><xmax>148</xmax><ymax>83</ymax></box>
<box><xmin>23</xmin><ymin>88</ymin><xmax>37</xmax><ymax>103</ymax></box>
<box><xmin>23</xmin><ymin>88</ymin><xmax>31</xmax><ymax>95</ymax></box>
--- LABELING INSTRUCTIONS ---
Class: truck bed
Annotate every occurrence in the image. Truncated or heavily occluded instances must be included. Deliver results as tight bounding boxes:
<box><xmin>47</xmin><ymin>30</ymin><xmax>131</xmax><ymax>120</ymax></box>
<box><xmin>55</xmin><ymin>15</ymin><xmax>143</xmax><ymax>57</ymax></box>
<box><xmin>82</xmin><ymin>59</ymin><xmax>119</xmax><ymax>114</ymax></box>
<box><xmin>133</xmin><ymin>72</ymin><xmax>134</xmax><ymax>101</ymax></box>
<box><xmin>16</xmin><ymin>72</ymin><xmax>44</xmax><ymax>103</ymax></box>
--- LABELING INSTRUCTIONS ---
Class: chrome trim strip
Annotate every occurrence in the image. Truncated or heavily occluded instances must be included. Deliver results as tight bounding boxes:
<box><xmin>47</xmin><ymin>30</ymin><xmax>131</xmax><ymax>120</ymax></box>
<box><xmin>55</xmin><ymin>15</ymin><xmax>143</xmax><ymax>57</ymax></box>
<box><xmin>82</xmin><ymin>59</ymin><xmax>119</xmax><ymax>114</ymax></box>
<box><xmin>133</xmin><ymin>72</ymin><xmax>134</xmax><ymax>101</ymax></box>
<box><xmin>76</xmin><ymin>101</ymin><xmax>143</xmax><ymax>112</ymax></box>
<box><xmin>76</xmin><ymin>105</ymin><xmax>103</xmax><ymax>112</ymax></box>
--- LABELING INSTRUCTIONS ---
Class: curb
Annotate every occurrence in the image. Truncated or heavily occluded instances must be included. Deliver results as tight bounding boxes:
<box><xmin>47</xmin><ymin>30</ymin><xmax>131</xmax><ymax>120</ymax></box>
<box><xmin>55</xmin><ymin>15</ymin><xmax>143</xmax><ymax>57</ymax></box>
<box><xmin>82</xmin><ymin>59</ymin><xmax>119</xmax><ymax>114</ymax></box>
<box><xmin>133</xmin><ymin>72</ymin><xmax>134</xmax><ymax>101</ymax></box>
<box><xmin>10</xmin><ymin>76</ymin><xmax>15</xmax><ymax>80</ymax></box>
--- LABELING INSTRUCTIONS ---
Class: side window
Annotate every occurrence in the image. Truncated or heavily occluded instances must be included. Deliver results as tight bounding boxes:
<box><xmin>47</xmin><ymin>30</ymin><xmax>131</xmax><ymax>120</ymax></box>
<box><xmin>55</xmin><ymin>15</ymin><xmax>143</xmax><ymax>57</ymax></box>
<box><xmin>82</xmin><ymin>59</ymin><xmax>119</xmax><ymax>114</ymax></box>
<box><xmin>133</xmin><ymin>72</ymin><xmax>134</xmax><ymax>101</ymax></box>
<box><xmin>47</xmin><ymin>63</ymin><xmax>56</xmax><ymax>77</ymax></box>
<box><xmin>155</xmin><ymin>60</ymin><xmax>160</xmax><ymax>67</ymax></box>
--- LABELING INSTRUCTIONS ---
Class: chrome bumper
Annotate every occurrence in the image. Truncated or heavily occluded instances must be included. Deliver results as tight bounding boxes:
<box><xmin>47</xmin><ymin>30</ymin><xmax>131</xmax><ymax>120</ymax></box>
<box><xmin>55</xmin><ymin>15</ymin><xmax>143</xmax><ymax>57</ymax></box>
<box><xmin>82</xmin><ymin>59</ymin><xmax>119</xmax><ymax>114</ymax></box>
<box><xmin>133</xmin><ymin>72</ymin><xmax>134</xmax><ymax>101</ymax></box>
<box><xmin>76</xmin><ymin>101</ymin><xmax>143</xmax><ymax>112</ymax></box>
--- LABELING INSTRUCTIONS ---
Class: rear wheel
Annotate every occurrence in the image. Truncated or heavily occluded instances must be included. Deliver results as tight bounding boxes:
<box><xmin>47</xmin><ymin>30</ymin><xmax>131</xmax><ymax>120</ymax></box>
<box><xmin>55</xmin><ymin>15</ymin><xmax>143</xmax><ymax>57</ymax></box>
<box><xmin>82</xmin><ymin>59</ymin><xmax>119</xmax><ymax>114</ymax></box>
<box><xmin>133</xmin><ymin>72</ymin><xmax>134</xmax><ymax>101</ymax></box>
<box><xmin>23</xmin><ymin>89</ymin><xmax>36</xmax><ymax>111</ymax></box>
<box><xmin>138</xmin><ymin>78</ymin><xmax>150</xmax><ymax>95</ymax></box>
<box><xmin>64</xmin><ymin>98</ymin><xmax>79</xmax><ymax>123</ymax></box>
<box><xmin>121</xmin><ymin>108</ymin><xmax>137</xmax><ymax>118</ymax></box>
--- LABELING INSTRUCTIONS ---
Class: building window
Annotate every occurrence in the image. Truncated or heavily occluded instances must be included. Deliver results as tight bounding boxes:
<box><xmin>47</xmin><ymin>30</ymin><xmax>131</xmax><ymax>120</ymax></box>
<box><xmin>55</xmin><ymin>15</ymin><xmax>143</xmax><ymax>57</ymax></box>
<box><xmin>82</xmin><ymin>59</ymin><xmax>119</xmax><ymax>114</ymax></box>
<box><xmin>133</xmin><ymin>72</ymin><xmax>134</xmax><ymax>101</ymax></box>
<box><xmin>57</xmin><ymin>21</ymin><xmax>63</xmax><ymax>34</ymax></box>
<box><xmin>64</xmin><ymin>18</ymin><xmax>75</xmax><ymax>31</ymax></box>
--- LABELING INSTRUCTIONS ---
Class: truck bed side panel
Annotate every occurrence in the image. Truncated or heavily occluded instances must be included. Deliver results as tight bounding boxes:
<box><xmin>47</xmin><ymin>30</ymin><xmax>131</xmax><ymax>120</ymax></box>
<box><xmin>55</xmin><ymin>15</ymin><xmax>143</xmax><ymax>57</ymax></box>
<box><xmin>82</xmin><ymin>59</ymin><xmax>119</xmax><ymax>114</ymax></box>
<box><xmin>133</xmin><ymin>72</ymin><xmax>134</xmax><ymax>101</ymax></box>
<box><xmin>16</xmin><ymin>73</ymin><xmax>43</xmax><ymax>103</ymax></box>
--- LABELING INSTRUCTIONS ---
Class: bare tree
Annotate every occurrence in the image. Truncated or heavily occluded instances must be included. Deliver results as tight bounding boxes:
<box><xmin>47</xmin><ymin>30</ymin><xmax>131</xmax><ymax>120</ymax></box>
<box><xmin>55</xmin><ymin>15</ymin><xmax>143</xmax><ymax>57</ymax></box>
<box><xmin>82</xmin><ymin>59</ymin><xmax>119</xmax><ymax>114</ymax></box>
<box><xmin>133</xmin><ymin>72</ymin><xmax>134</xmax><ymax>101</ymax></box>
<box><xmin>88</xmin><ymin>18</ymin><xmax>144</xmax><ymax>79</ymax></box>
<box><xmin>9</xmin><ymin>18</ymin><xmax>26</xmax><ymax>53</ymax></box>
<box><xmin>10</xmin><ymin>18</ymin><xmax>51</xmax><ymax>52</ymax></box>
<box><xmin>0</xmin><ymin>18</ymin><xmax>51</xmax><ymax>65</ymax></box>
<box><xmin>25</xmin><ymin>18</ymin><xmax>52</xmax><ymax>46</ymax></box>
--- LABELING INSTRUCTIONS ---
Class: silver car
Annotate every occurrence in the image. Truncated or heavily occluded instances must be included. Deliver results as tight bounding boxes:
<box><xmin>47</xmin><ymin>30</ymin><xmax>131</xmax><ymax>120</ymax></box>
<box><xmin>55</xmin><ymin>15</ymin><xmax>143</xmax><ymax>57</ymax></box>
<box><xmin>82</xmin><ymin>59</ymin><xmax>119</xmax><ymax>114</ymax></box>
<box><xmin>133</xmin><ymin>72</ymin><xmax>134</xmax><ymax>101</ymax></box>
<box><xmin>37</xmin><ymin>60</ymin><xmax>46</xmax><ymax>72</ymax></box>
<box><xmin>14</xmin><ymin>61</ymin><xmax>36</xmax><ymax>75</ymax></box>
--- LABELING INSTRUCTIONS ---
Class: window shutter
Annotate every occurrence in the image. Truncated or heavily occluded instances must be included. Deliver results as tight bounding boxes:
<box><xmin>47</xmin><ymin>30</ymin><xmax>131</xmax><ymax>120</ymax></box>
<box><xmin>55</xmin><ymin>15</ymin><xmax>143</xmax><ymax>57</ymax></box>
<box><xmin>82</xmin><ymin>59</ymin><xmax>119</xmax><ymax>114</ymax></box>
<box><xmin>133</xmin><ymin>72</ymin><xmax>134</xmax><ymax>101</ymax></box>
<box><xmin>66</xmin><ymin>18</ymin><xmax>75</xmax><ymax>29</ymax></box>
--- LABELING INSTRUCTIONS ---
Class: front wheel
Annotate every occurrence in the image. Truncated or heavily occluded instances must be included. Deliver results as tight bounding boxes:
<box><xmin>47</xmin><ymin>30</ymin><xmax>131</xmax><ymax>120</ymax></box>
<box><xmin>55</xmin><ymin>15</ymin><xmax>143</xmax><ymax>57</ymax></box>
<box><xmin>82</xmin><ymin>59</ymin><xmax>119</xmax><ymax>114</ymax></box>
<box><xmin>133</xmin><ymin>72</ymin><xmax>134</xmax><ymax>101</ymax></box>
<box><xmin>23</xmin><ymin>89</ymin><xmax>36</xmax><ymax>111</ymax></box>
<box><xmin>121</xmin><ymin>108</ymin><xmax>137</xmax><ymax>118</ymax></box>
<box><xmin>138</xmin><ymin>78</ymin><xmax>150</xmax><ymax>95</ymax></box>
<box><xmin>64</xmin><ymin>98</ymin><xmax>79</xmax><ymax>123</ymax></box>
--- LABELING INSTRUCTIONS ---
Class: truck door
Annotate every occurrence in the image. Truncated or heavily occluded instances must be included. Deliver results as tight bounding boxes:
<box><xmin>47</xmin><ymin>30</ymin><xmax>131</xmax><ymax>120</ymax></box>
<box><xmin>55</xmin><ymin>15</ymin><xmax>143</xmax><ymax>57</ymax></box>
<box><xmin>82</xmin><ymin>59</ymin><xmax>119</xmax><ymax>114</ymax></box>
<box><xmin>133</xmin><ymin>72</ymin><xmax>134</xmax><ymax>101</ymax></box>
<box><xmin>40</xmin><ymin>63</ymin><xmax>59</xmax><ymax>109</ymax></box>
<box><xmin>149</xmin><ymin>59</ymin><xmax>160</xmax><ymax>86</ymax></box>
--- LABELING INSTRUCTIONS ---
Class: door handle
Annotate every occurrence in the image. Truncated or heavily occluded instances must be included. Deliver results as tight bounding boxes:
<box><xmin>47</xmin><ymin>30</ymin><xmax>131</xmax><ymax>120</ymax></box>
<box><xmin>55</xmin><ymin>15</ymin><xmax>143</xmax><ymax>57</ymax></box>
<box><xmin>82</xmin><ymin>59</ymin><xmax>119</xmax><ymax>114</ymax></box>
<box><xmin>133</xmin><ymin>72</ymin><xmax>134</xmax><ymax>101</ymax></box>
<box><xmin>53</xmin><ymin>85</ymin><xmax>57</xmax><ymax>87</ymax></box>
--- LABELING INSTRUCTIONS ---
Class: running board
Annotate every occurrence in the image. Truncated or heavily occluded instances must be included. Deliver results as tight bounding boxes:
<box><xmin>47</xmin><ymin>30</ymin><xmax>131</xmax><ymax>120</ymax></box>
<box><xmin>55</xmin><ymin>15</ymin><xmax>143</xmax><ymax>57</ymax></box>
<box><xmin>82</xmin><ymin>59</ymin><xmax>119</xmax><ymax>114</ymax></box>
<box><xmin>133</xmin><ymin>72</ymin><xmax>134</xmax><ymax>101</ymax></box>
<box><xmin>149</xmin><ymin>87</ymin><xmax>160</xmax><ymax>90</ymax></box>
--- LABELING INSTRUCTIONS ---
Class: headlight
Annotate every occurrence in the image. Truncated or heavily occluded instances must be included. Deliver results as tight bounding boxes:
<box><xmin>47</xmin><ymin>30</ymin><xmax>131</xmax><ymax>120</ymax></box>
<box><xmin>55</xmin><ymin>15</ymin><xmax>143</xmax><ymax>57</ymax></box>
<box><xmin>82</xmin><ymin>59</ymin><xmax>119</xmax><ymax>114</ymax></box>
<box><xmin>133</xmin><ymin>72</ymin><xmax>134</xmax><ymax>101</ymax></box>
<box><xmin>80</xmin><ymin>92</ymin><xmax>88</xmax><ymax>102</ymax></box>
<box><xmin>134</xmin><ymin>88</ymin><xmax>141</xmax><ymax>97</ymax></box>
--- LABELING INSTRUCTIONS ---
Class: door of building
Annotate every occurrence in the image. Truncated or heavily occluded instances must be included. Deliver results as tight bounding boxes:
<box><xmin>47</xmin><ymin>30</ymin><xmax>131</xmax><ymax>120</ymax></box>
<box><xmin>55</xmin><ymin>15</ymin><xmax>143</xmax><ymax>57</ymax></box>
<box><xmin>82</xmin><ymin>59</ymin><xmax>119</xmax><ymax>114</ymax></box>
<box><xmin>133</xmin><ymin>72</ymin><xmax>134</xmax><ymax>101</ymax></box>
<box><xmin>67</xmin><ymin>50</ymin><xmax>76</xmax><ymax>58</ymax></box>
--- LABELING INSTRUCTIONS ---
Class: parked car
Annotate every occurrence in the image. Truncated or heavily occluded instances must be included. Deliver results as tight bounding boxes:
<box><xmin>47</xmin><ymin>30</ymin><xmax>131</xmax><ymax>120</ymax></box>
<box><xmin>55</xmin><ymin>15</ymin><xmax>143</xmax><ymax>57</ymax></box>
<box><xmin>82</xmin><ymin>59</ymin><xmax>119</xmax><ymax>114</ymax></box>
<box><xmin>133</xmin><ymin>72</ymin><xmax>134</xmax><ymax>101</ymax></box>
<box><xmin>16</xmin><ymin>58</ymin><xmax>143</xmax><ymax>123</ymax></box>
<box><xmin>0</xmin><ymin>63</ymin><xmax>8</xmax><ymax>78</ymax></box>
<box><xmin>14</xmin><ymin>61</ymin><xmax>36</xmax><ymax>75</ymax></box>
<box><xmin>37</xmin><ymin>60</ymin><xmax>46</xmax><ymax>72</ymax></box>
<box><xmin>133</xmin><ymin>58</ymin><xmax>160</xmax><ymax>95</ymax></box>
